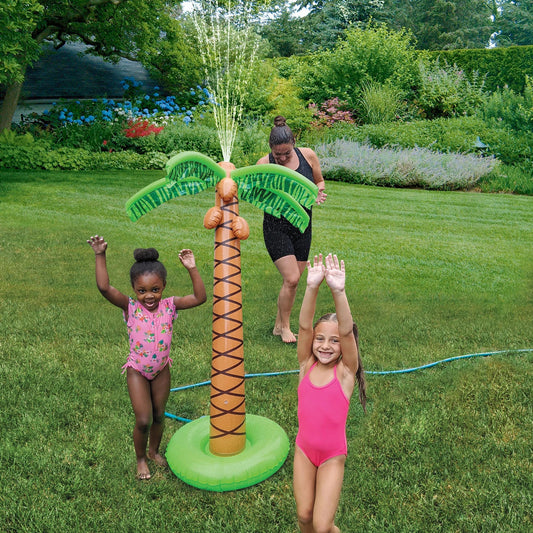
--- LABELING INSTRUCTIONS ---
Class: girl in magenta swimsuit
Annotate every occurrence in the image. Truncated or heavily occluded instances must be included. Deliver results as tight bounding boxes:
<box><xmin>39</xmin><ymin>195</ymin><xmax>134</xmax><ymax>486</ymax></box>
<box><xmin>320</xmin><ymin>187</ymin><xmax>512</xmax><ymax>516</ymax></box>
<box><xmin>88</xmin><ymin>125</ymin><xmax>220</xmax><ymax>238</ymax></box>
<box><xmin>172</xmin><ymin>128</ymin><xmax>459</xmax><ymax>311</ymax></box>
<box><xmin>87</xmin><ymin>236</ymin><xmax>206</xmax><ymax>480</ymax></box>
<box><xmin>294</xmin><ymin>253</ymin><xmax>366</xmax><ymax>533</ymax></box>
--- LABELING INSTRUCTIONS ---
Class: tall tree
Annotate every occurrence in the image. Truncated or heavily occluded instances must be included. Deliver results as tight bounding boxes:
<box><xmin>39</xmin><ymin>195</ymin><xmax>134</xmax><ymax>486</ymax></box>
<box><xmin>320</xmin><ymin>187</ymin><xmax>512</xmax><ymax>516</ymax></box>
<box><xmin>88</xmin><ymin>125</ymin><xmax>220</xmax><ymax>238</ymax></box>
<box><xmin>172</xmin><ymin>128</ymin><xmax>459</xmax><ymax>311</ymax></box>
<box><xmin>0</xmin><ymin>0</ymin><xmax>176</xmax><ymax>131</ymax></box>
<box><xmin>493</xmin><ymin>0</ymin><xmax>533</xmax><ymax>45</ymax></box>
<box><xmin>300</xmin><ymin>0</ymin><xmax>386</xmax><ymax>51</ymax></box>
<box><xmin>258</xmin><ymin>8</ymin><xmax>307</xmax><ymax>57</ymax></box>
<box><xmin>383</xmin><ymin>0</ymin><xmax>494</xmax><ymax>49</ymax></box>
<box><xmin>259</xmin><ymin>0</ymin><xmax>385</xmax><ymax>54</ymax></box>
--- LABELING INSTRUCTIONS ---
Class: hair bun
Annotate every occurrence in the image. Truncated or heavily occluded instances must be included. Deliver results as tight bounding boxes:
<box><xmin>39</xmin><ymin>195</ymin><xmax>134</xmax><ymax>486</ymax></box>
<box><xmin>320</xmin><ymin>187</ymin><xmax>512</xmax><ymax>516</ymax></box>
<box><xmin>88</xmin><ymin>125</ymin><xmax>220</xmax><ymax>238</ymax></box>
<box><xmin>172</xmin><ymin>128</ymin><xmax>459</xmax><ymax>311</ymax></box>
<box><xmin>273</xmin><ymin>115</ymin><xmax>287</xmax><ymax>127</ymax></box>
<box><xmin>133</xmin><ymin>247</ymin><xmax>159</xmax><ymax>262</ymax></box>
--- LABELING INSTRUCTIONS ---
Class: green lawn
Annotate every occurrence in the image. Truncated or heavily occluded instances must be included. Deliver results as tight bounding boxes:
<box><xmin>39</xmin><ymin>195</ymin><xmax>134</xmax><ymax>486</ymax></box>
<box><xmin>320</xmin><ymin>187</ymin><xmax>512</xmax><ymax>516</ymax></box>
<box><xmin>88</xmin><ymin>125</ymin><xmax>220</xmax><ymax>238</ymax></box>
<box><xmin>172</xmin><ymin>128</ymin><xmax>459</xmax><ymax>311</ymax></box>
<box><xmin>1</xmin><ymin>170</ymin><xmax>532</xmax><ymax>532</ymax></box>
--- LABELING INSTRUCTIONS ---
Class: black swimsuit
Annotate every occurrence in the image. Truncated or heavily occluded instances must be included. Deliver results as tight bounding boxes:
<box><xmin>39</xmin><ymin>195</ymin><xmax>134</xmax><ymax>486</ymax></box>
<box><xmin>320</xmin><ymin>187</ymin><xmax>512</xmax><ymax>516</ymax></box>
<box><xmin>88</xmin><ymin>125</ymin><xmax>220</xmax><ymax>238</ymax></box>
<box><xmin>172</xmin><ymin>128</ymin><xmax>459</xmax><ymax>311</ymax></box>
<box><xmin>263</xmin><ymin>147</ymin><xmax>314</xmax><ymax>262</ymax></box>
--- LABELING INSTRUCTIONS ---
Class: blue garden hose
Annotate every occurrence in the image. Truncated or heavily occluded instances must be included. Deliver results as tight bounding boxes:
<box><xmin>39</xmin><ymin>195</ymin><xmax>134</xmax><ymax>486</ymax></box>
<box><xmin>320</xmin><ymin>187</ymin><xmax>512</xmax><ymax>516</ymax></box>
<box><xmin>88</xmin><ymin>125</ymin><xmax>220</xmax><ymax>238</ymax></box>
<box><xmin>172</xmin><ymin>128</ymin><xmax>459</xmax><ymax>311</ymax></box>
<box><xmin>165</xmin><ymin>348</ymin><xmax>532</xmax><ymax>423</ymax></box>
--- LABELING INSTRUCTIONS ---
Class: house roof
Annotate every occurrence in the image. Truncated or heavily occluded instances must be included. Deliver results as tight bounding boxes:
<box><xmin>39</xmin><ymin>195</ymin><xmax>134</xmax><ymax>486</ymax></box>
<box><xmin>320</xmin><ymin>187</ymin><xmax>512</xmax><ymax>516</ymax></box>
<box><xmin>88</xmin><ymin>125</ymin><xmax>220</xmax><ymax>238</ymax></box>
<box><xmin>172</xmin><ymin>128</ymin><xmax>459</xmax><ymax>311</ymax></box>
<box><xmin>17</xmin><ymin>42</ymin><xmax>160</xmax><ymax>101</ymax></box>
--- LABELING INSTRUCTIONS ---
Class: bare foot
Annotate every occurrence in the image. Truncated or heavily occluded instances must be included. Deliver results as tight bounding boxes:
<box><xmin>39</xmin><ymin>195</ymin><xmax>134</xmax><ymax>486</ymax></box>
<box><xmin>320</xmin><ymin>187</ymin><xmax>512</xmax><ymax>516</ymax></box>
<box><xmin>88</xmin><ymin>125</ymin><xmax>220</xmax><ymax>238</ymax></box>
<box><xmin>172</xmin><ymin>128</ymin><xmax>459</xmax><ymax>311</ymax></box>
<box><xmin>280</xmin><ymin>328</ymin><xmax>297</xmax><ymax>343</ymax></box>
<box><xmin>136</xmin><ymin>458</ymin><xmax>151</xmax><ymax>480</ymax></box>
<box><xmin>148</xmin><ymin>451</ymin><xmax>168</xmax><ymax>468</ymax></box>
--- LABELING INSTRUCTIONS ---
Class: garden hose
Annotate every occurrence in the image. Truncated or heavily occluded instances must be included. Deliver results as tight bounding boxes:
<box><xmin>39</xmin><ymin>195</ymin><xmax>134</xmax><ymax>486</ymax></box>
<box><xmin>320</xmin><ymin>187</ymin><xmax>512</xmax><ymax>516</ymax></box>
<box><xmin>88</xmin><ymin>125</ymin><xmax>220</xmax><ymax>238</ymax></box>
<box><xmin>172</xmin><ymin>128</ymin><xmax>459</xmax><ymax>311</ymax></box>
<box><xmin>165</xmin><ymin>348</ymin><xmax>532</xmax><ymax>423</ymax></box>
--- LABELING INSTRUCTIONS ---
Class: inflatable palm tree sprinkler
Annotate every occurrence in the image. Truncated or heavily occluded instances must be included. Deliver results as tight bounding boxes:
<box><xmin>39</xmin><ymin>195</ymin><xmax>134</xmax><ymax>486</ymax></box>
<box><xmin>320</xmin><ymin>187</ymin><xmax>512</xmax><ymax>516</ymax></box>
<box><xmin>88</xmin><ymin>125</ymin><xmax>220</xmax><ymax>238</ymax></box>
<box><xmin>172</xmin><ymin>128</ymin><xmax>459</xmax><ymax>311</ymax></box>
<box><xmin>126</xmin><ymin>151</ymin><xmax>317</xmax><ymax>491</ymax></box>
<box><xmin>125</xmin><ymin>0</ymin><xmax>317</xmax><ymax>491</ymax></box>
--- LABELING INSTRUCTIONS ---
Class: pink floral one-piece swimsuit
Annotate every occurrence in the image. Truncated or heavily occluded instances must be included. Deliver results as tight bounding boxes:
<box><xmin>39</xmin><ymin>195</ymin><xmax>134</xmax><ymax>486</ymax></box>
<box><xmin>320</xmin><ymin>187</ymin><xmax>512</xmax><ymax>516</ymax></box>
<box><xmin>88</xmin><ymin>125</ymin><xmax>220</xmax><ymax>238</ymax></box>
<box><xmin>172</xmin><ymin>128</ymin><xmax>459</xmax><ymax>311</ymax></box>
<box><xmin>122</xmin><ymin>297</ymin><xmax>177</xmax><ymax>380</ymax></box>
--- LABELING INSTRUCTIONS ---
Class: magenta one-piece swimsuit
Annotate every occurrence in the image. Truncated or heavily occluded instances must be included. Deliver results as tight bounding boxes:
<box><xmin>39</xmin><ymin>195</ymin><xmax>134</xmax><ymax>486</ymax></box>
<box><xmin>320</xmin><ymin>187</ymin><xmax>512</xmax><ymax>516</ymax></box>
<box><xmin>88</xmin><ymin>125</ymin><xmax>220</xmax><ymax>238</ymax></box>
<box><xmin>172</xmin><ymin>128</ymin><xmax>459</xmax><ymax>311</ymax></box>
<box><xmin>296</xmin><ymin>362</ymin><xmax>350</xmax><ymax>467</ymax></box>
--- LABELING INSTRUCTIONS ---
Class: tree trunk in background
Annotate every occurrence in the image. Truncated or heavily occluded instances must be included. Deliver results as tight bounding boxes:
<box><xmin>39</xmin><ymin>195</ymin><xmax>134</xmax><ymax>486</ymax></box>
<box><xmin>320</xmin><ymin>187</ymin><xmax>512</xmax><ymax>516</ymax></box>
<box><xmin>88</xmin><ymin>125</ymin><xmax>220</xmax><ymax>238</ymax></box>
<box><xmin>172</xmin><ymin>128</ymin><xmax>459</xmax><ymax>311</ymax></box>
<box><xmin>0</xmin><ymin>81</ymin><xmax>23</xmax><ymax>132</ymax></box>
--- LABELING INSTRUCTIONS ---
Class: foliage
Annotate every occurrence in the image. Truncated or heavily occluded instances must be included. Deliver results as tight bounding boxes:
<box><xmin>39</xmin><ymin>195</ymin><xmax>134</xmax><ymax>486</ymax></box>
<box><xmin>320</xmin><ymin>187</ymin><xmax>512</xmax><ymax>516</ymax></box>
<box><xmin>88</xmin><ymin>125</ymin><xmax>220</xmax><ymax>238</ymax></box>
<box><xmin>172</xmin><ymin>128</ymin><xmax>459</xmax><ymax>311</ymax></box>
<box><xmin>0</xmin><ymin>0</ymin><xmax>43</xmax><ymax>84</ymax></box>
<box><xmin>265</xmin><ymin>0</ymin><xmax>515</xmax><ymax>53</ymax></box>
<box><xmin>493</xmin><ymin>0</ymin><xmax>533</xmax><ymax>46</ymax></box>
<box><xmin>384</xmin><ymin>0</ymin><xmax>494</xmax><ymax>51</ymax></box>
<box><xmin>12</xmin><ymin>80</ymin><xmax>216</xmax><ymax>153</ymax></box>
<box><xmin>292</xmin><ymin>23</ymin><xmax>419</xmax><ymax>109</ymax></box>
<box><xmin>296</xmin><ymin>0</ymin><xmax>387</xmax><ymax>52</ymax></box>
<box><xmin>476</xmin><ymin>161</ymin><xmax>533</xmax><ymax>195</ymax></box>
<box><xmin>429</xmin><ymin>45</ymin><xmax>533</xmax><ymax>93</ymax></box>
<box><xmin>239</xmin><ymin>61</ymin><xmax>278</xmax><ymax>119</ymax></box>
<box><xmin>138</xmin><ymin>122</ymin><xmax>223</xmax><ymax>161</ymax></box>
<box><xmin>309</xmin><ymin>98</ymin><xmax>356</xmax><ymax>128</ymax></box>
<box><xmin>258</xmin><ymin>8</ymin><xmax>308</xmax><ymax>57</ymax></box>
<box><xmin>315</xmin><ymin>139</ymin><xmax>499</xmax><ymax>190</ymax></box>
<box><xmin>36</xmin><ymin>82</ymin><xmax>213</xmax><ymax>129</ymax></box>
<box><xmin>479</xmin><ymin>76</ymin><xmax>533</xmax><ymax>133</ymax></box>
<box><xmin>263</xmin><ymin>77</ymin><xmax>314</xmax><ymax>136</ymax></box>
<box><xmin>231</xmin><ymin>120</ymin><xmax>270</xmax><ymax>167</ymax></box>
<box><xmin>0</xmin><ymin>143</ymin><xmax>165</xmax><ymax>171</ymax></box>
<box><xmin>314</xmin><ymin>115</ymin><xmax>533</xmax><ymax>167</ymax></box>
<box><xmin>0</xmin><ymin>129</ymin><xmax>35</xmax><ymax>146</ymax></box>
<box><xmin>146</xmin><ymin>17</ymin><xmax>204</xmax><ymax>94</ymax></box>
<box><xmin>415</xmin><ymin>59</ymin><xmax>487</xmax><ymax>119</ymax></box>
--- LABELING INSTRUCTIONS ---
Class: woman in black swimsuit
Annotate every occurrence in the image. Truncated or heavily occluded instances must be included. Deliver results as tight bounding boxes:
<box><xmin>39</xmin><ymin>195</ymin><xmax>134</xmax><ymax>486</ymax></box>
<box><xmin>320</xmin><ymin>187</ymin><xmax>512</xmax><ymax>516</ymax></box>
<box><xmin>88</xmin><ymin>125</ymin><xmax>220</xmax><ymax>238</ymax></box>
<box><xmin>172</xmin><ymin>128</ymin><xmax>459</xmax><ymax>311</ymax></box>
<box><xmin>257</xmin><ymin>116</ymin><xmax>327</xmax><ymax>343</ymax></box>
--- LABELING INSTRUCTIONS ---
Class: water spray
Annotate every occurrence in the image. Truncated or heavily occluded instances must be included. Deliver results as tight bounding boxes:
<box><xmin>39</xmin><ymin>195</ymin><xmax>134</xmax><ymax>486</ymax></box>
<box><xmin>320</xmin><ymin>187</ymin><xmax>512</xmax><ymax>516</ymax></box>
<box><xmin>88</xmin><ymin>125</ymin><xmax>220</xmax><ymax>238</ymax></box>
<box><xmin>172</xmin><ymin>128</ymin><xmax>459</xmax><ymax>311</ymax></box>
<box><xmin>191</xmin><ymin>1</ymin><xmax>260</xmax><ymax>161</ymax></box>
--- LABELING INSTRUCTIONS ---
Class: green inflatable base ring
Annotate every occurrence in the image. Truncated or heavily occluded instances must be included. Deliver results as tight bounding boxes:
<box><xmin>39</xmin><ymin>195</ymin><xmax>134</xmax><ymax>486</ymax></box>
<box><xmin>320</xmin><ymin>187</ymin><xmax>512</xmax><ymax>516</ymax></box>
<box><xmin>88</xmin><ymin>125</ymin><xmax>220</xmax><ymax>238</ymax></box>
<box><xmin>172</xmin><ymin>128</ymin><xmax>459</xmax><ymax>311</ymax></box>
<box><xmin>166</xmin><ymin>414</ymin><xmax>290</xmax><ymax>492</ymax></box>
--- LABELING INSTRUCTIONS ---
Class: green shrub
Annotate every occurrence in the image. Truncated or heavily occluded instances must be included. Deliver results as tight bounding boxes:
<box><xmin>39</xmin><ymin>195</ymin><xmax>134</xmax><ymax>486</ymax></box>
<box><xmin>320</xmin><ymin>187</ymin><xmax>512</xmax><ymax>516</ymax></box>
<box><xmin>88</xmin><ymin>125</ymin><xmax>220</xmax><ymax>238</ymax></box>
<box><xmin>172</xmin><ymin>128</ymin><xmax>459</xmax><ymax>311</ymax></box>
<box><xmin>264</xmin><ymin>76</ymin><xmax>314</xmax><ymax>136</ymax></box>
<box><xmin>241</xmin><ymin>61</ymin><xmax>278</xmax><ymax>119</ymax></box>
<box><xmin>232</xmin><ymin>121</ymin><xmax>270</xmax><ymax>167</ymax></box>
<box><xmin>479</xmin><ymin>76</ymin><xmax>533</xmax><ymax>133</ymax></box>
<box><xmin>50</xmin><ymin>120</ymin><xmax>125</xmax><ymax>151</ymax></box>
<box><xmin>415</xmin><ymin>59</ymin><xmax>487</xmax><ymax>119</ymax></box>
<box><xmin>113</xmin><ymin>121</ymin><xmax>223</xmax><ymax>160</ymax></box>
<box><xmin>0</xmin><ymin>144</ymin><xmax>91</xmax><ymax>170</ymax></box>
<box><xmin>0</xmin><ymin>129</ymin><xmax>35</xmax><ymax>146</ymax></box>
<box><xmin>0</xmin><ymin>144</ymin><xmax>163</xmax><ymax>171</ymax></box>
<box><xmin>477</xmin><ymin>162</ymin><xmax>533</xmax><ymax>195</ymax></box>
<box><xmin>292</xmin><ymin>23</ymin><xmax>419</xmax><ymax>109</ymax></box>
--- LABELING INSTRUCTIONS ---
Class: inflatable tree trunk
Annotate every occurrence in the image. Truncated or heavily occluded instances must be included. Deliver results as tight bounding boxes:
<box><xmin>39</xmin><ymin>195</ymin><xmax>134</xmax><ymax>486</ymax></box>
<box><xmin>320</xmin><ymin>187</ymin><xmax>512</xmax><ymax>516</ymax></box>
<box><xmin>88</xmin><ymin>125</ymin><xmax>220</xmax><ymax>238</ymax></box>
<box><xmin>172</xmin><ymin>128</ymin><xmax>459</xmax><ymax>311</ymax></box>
<box><xmin>208</xmin><ymin>162</ymin><xmax>247</xmax><ymax>455</ymax></box>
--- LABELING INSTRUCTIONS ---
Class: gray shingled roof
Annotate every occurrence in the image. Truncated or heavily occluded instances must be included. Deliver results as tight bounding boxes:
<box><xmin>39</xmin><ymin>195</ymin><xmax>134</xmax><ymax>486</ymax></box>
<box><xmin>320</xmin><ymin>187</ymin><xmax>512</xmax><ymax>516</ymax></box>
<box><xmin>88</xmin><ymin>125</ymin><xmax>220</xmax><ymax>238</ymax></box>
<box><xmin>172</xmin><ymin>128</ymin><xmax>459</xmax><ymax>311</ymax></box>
<box><xmin>18</xmin><ymin>42</ymin><xmax>160</xmax><ymax>101</ymax></box>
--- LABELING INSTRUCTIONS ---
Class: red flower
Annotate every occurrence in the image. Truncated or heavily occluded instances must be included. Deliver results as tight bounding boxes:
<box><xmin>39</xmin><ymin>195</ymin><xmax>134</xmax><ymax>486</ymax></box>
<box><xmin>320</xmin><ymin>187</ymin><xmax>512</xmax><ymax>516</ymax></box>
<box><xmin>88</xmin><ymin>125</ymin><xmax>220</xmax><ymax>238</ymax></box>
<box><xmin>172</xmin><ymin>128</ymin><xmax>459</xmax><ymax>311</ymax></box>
<box><xmin>124</xmin><ymin>119</ymin><xmax>164</xmax><ymax>138</ymax></box>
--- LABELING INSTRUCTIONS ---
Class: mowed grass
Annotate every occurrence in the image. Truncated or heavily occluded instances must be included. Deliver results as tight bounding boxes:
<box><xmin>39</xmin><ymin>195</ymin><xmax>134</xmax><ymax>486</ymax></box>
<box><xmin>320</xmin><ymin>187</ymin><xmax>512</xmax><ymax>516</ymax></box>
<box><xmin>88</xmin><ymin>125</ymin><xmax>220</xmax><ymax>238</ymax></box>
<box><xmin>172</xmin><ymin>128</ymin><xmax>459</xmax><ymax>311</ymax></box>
<box><xmin>0</xmin><ymin>169</ymin><xmax>532</xmax><ymax>532</ymax></box>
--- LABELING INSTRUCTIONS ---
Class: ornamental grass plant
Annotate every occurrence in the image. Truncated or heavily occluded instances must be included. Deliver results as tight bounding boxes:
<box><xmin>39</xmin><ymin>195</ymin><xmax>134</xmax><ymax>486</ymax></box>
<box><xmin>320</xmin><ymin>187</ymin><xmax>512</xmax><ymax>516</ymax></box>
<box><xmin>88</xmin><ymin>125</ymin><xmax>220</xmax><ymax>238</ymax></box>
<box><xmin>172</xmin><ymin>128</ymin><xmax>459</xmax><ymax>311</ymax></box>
<box><xmin>1</xmin><ymin>170</ymin><xmax>532</xmax><ymax>532</ymax></box>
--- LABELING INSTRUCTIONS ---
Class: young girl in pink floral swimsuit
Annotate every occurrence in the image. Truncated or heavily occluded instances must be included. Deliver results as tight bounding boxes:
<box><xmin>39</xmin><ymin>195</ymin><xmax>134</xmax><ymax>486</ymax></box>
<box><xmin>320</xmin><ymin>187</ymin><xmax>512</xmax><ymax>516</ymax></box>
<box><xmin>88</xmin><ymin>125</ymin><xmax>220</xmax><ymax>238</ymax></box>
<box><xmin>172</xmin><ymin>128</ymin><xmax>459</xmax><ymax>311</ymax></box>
<box><xmin>294</xmin><ymin>253</ymin><xmax>366</xmax><ymax>533</ymax></box>
<box><xmin>88</xmin><ymin>235</ymin><xmax>206</xmax><ymax>480</ymax></box>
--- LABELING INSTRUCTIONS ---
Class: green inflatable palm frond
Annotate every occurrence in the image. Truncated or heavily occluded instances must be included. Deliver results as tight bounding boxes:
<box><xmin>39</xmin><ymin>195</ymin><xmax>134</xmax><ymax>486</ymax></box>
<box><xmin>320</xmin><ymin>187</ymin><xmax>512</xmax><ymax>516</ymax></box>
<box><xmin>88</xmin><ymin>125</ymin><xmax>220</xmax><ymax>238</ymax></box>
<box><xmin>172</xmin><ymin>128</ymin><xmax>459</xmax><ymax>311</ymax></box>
<box><xmin>242</xmin><ymin>187</ymin><xmax>310</xmax><ymax>232</ymax></box>
<box><xmin>125</xmin><ymin>152</ymin><xmax>225</xmax><ymax>221</ymax></box>
<box><xmin>231</xmin><ymin>164</ymin><xmax>318</xmax><ymax>232</ymax></box>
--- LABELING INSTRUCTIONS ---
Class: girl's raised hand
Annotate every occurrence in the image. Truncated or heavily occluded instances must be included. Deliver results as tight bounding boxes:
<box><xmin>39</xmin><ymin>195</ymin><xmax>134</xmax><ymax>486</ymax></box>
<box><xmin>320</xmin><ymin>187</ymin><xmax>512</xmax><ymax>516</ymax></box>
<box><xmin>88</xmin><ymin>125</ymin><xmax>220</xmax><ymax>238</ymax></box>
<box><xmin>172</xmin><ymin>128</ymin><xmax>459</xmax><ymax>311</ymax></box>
<box><xmin>178</xmin><ymin>249</ymin><xmax>197</xmax><ymax>270</ymax></box>
<box><xmin>87</xmin><ymin>235</ymin><xmax>107</xmax><ymax>255</ymax></box>
<box><xmin>306</xmin><ymin>254</ymin><xmax>325</xmax><ymax>288</ymax></box>
<box><xmin>324</xmin><ymin>253</ymin><xmax>345</xmax><ymax>291</ymax></box>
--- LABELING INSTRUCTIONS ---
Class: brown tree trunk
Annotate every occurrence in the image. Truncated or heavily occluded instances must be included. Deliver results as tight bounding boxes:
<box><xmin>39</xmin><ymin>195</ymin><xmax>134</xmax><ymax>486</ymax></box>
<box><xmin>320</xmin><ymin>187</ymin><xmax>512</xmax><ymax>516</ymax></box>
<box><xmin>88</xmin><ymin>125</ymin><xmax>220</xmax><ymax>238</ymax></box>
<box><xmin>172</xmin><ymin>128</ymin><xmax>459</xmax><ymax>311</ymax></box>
<box><xmin>0</xmin><ymin>81</ymin><xmax>23</xmax><ymax>132</ymax></box>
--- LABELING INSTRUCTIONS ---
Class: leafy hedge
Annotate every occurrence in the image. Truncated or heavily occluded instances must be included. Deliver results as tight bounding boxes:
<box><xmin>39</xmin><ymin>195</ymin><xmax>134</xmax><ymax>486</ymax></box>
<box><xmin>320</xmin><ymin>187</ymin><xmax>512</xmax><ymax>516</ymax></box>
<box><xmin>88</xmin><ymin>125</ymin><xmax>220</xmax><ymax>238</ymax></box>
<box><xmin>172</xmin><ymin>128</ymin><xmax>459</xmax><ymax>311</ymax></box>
<box><xmin>430</xmin><ymin>45</ymin><xmax>533</xmax><ymax>93</ymax></box>
<box><xmin>0</xmin><ymin>144</ymin><xmax>167</xmax><ymax>171</ymax></box>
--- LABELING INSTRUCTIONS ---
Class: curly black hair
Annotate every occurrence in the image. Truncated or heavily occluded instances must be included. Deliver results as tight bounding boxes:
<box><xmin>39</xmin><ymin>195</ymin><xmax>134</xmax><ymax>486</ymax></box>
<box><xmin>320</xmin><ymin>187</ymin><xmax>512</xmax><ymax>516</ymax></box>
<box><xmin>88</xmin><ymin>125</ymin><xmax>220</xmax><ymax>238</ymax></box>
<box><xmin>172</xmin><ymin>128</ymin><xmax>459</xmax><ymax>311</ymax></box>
<box><xmin>129</xmin><ymin>248</ymin><xmax>167</xmax><ymax>285</ymax></box>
